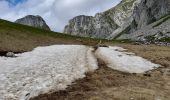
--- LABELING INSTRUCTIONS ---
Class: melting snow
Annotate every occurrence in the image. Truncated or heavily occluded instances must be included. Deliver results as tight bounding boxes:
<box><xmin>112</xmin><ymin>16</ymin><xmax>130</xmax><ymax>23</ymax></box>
<box><xmin>0</xmin><ymin>45</ymin><xmax>98</xmax><ymax>100</ymax></box>
<box><xmin>0</xmin><ymin>45</ymin><xmax>160</xmax><ymax>100</ymax></box>
<box><xmin>95</xmin><ymin>46</ymin><xmax>160</xmax><ymax>73</ymax></box>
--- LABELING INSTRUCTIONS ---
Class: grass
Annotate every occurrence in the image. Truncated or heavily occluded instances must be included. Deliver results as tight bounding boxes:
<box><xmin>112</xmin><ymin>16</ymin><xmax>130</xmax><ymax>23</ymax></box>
<box><xmin>0</xmin><ymin>19</ymin><xmax>96</xmax><ymax>39</ymax></box>
<box><xmin>113</xmin><ymin>25</ymin><xmax>131</xmax><ymax>39</ymax></box>
<box><xmin>144</xmin><ymin>35</ymin><xmax>156</xmax><ymax>42</ymax></box>
<box><xmin>0</xmin><ymin>19</ymin><xmax>108</xmax><ymax>52</ymax></box>
<box><xmin>153</xmin><ymin>13</ymin><xmax>170</xmax><ymax>28</ymax></box>
<box><xmin>144</xmin><ymin>34</ymin><xmax>170</xmax><ymax>42</ymax></box>
<box><xmin>159</xmin><ymin>37</ymin><xmax>170</xmax><ymax>42</ymax></box>
<box><xmin>0</xmin><ymin>19</ymin><xmax>136</xmax><ymax>52</ymax></box>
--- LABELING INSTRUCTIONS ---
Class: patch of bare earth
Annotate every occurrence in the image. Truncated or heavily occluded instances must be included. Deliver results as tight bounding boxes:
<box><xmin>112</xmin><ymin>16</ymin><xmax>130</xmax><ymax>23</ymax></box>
<box><xmin>31</xmin><ymin>44</ymin><xmax>170</xmax><ymax>100</ymax></box>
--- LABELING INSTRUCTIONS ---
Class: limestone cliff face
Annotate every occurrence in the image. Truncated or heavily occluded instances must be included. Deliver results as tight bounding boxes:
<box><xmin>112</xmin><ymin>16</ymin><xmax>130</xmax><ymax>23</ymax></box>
<box><xmin>15</xmin><ymin>15</ymin><xmax>50</xmax><ymax>31</ymax></box>
<box><xmin>64</xmin><ymin>0</ymin><xmax>137</xmax><ymax>39</ymax></box>
<box><xmin>132</xmin><ymin>0</ymin><xmax>170</xmax><ymax>29</ymax></box>
<box><xmin>119</xmin><ymin>0</ymin><xmax>170</xmax><ymax>41</ymax></box>
<box><xmin>64</xmin><ymin>0</ymin><xmax>170</xmax><ymax>42</ymax></box>
<box><xmin>64</xmin><ymin>15</ymin><xmax>94</xmax><ymax>37</ymax></box>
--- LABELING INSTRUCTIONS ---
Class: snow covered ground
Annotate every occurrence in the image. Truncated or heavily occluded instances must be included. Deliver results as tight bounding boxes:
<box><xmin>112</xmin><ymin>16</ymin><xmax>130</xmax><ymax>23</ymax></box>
<box><xmin>95</xmin><ymin>46</ymin><xmax>160</xmax><ymax>73</ymax></box>
<box><xmin>0</xmin><ymin>45</ymin><xmax>160</xmax><ymax>100</ymax></box>
<box><xmin>0</xmin><ymin>45</ymin><xmax>98</xmax><ymax>100</ymax></box>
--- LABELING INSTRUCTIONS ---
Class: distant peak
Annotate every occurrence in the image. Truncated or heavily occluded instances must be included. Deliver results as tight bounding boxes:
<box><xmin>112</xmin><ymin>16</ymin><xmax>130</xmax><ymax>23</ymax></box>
<box><xmin>15</xmin><ymin>15</ymin><xmax>50</xmax><ymax>31</ymax></box>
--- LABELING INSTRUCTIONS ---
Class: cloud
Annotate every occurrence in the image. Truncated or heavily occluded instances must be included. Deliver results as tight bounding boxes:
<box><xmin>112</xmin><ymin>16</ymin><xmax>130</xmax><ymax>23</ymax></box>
<box><xmin>0</xmin><ymin>0</ymin><xmax>121</xmax><ymax>32</ymax></box>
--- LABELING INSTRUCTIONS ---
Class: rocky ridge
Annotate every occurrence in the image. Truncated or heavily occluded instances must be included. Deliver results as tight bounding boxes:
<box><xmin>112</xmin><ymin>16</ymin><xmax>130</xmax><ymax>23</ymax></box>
<box><xmin>118</xmin><ymin>0</ymin><xmax>170</xmax><ymax>41</ymax></box>
<box><xmin>64</xmin><ymin>0</ymin><xmax>170</xmax><ymax>43</ymax></box>
<box><xmin>15</xmin><ymin>15</ymin><xmax>50</xmax><ymax>31</ymax></box>
<box><xmin>64</xmin><ymin>0</ymin><xmax>138</xmax><ymax>39</ymax></box>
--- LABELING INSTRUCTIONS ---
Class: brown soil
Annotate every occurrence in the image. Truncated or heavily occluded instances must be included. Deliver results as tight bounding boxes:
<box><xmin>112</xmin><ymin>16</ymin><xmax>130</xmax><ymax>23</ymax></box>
<box><xmin>31</xmin><ymin>44</ymin><xmax>170</xmax><ymax>100</ymax></box>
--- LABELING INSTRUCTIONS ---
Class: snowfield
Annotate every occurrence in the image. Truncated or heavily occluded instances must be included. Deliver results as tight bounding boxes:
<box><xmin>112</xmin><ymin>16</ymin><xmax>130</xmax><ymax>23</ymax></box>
<box><xmin>0</xmin><ymin>45</ymin><xmax>98</xmax><ymax>100</ymax></box>
<box><xmin>95</xmin><ymin>46</ymin><xmax>160</xmax><ymax>73</ymax></box>
<box><xmin>0</xmin><ymin>45</ymin><xmax>160</xmax><ymax>100</ymax></box>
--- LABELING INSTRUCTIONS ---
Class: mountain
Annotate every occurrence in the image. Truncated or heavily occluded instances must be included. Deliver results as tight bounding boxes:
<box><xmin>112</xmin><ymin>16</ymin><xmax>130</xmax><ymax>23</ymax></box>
<box><xmin>64</xmin><ymin>0</ymin><xmax>170</xmax><ymax>43</ymax></box>
<box><xmin>64</xmin><ymin>0</ymin><xmax>139</xmax><ymax>39</ymax></box>
<box><xmin>15</xmin><ymin>15</ymin><xmax>51</xmax><ymax>30</ymax></box>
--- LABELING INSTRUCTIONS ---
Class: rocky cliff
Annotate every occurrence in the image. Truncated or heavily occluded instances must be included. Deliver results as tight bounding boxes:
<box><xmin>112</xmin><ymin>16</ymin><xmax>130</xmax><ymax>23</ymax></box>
<box><xmin>64</xmin><ymin>0</ymin><xmax>170</xmax><ymax>43</ymax></box>
<box><xmin>118</xmin><ymin>0</ymin><xmax>170</xmax><ymax>43</ymax></box>
<box><xmin>15</xmin><ymin>15</ymin><xmax>50</xmax><ymax>30</ymax></box>
<box><xmin>132</xmin><ymin>0</ymin><xmax>170</xmax><ymax>30</ymax></box>
<box><xmin>64</xmin><ymin>0</ymin><xmax>138</xmax><ymax>39</ymax></box>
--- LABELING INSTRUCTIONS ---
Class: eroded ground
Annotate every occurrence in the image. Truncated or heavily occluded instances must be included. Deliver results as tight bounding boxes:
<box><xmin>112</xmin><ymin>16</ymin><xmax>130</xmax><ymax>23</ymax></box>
<box><xmin>31</xmin><ymin>44</ymin><xmax>170</xmax><ymax>100</ymax></box>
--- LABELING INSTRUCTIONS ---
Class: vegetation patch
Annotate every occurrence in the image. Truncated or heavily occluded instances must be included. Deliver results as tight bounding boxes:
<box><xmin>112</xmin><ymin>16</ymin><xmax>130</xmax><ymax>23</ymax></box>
<box><xmin>113</xmin><ymin>25</ymin><xmax>131</xmax><ymax>39</ymax></box>
<box><xmin>153</xmin><ymin>14</ymin><xmax>170</xmax><ymax>28</ymax></box>
<box><xmin>159</xmin><ymin>37</ymin><xmax>170</xmax><ymax>42</ymax></box>
<box><xmin>144</xmin><ymin>34</ymin><xmax>170</xmax><ymax>43</ymax></box>
<box><xmin>144</xmin><ymin>35</ymin><xmax>156</xmax><ymax>42</ymax></box>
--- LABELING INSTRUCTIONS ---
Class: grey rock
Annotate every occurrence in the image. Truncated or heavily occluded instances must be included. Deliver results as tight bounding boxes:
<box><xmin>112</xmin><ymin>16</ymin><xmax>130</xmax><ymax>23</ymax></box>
<box><xmin>119</xmin><ymin>13</ymin><xmax>170</xmax><ymax>42</ymax></box>
<box><xmin>64</xmin><ymin>0</ymin><xmax>137</xmax><ymax>39</ymax></box>
<box><xmin>64</xmin><ymin>0</ymin><xmax>170</xmax><ymax>44</ymax></box>
<box><xmin>64</xmin><ymin>15</ymin><xmax>94</xmax><ymax>37</ymax></box>
<box><xmin>132</xmin><ymin>0</ymin><xmax>170</xmax><ymax>30</ymax></box>
<box><xmin>15</xmin><ymin>15</ymin><xmax>50</xmax><ymax>30</ymax></box>
<box><xmin>115</xmin><ymin>0</ymin><xmax>170</xmax><ymax>41</ymax></box>
<box><xmin>6</xmin><ymin>52</ymin><xmax>15</xmax><ymax>57</ymax></box>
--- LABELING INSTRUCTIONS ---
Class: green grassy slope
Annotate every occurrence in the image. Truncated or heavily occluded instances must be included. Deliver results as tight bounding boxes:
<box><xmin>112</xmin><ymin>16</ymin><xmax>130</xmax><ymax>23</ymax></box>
<box><xmin>0</xmin><ymin>19</ymin><xmax>101</xmax><ymax>52</ymax></box>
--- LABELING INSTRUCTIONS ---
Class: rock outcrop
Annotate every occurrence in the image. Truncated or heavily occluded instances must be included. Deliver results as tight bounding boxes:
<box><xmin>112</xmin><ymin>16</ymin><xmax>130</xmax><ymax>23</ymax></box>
<box><xmin>132</xmin><ymin>0</ymin><xmax>170</xmax><ymax>30</ymax></box>
<box><xmin>64</xmin><ymin>0</ymin><xmax>138</xmax><ymax>39</ymax></box>
<box><xmin>6</xmin><ymin>52</ymin><xmax>15</xmax><ymax>57</ymax></box>
<box><xmin>64</xmin><ymin>0</ymin><xmax>170</xmax><ymax>43</ymax></box>
<box><xmin>64</xmin><ymin>15</ymin><xmax>94</xmax><ymax>37</ymax></box>
<box><xmin>119</xmin><ymin>14</ymin><xmax>170</xmax><ymax>46</ymax></box>
<box><xmin>118</xmin><ymin>0</ymin><xmax>170</xmax><ymax>41</ymax></box>
<box><xmin>15</xmin><ymin>15</ymin><xmax>50</xmax><ymax>30</ymax></box>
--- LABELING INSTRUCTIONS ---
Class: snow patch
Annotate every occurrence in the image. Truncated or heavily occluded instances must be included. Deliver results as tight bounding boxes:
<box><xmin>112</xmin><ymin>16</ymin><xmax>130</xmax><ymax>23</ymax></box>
<box><xmin>0</xmin><ymin>45</ymin><xmax>98</xmax><ymax>100</ymax></box>
<box><xmin>95</xmin><ymin>46</ymin><xmax>160</xmax><ymax>73</ymax></box>
<box><xmin>0</xmin><ymin>45</ymin><xmax>160</xmax><ymax>100</ymax></box>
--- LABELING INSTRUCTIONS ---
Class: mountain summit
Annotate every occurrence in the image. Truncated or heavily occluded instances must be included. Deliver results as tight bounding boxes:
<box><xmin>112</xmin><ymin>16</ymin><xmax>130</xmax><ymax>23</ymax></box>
<box><xmin>15</xmin><ymin>15</ymin><xmax>50</xmax><ymax>30</ymax></box>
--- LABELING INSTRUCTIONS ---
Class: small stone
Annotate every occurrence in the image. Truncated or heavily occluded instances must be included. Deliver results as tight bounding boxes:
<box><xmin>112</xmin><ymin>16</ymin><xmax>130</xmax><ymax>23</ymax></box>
<box><xmin>6</xmin><ymin>52</ymin><xmax>15</xmax><ymax>57</ymax></box>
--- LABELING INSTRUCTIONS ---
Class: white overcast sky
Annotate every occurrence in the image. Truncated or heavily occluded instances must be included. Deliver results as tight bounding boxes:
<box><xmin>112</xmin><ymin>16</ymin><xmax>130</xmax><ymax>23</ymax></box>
<box><xmin>0</xmin><ymin>0</ymin><xmax>121</xmax><ymax>32</ymax></box>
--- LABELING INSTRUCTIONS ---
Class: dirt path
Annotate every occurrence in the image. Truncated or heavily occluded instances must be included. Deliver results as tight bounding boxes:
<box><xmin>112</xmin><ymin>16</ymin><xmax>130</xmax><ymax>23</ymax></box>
<box><xmin>31</xmin><ymin>44</ymin><xmax>170</xmax><ymax>100</ymax></box>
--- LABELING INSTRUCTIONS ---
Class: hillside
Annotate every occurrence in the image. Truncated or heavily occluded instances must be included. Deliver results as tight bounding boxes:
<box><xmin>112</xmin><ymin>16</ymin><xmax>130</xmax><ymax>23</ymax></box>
<box><xmin>0</xmin><ymin>19</ymin><xmax>101</xmax><ymax>53</ymax></box>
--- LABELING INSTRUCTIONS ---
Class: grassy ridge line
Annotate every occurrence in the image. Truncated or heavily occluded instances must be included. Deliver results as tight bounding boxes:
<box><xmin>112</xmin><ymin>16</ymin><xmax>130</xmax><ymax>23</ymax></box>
<box><xmin>0</xmin><ymin>19</ymin><xmax>109</xmax><ymax>43</ymax></box>
<box><xmin>0</xmin><ymin>19</ymin><xmax>107</xmax><ymax>52</ymax></box>
<box><xmin>0</xmin><ymin>19</ymin><xmax>133</xmax><ymax>53</ymax></box>
<box><xmin>0</xmin><ymin>19</ymin><xmax>92</xmax><ymax>40</ymax></box>
<box><xmin>153</xmin><ymin>13</ymin><xmax>170</xmax><ymax>28</ymax></box>
<box><xmin>0</xmin><ymin>19</ymin><xmax>130</xmax><ymax>43</ymax></box>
